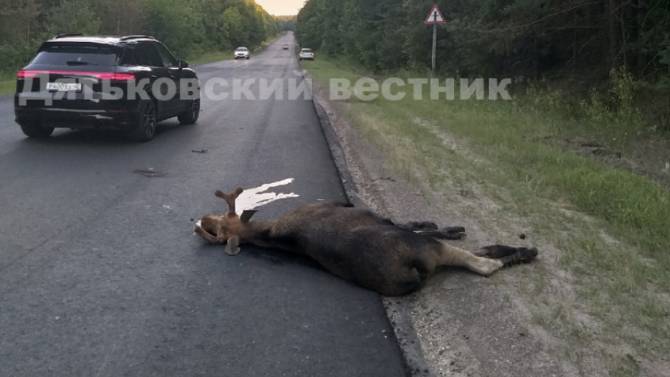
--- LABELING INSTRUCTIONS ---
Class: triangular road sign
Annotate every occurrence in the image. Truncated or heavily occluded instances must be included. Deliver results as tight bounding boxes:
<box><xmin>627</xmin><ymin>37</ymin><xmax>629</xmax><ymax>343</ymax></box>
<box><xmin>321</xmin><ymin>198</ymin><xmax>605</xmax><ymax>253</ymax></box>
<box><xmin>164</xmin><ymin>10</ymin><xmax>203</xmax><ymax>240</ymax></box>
<box><xmin>424</xmin><ymin>4</ymin><xmax>447</xmax><ymax>25</ymax></box>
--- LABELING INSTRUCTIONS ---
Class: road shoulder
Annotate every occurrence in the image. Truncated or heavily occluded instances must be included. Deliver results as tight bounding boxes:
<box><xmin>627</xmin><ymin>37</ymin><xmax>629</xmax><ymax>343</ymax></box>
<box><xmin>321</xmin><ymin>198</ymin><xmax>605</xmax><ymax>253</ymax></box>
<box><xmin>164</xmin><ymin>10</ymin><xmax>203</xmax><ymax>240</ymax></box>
<box><xmin>308</xmin><ymin>75</ymin><xmax>569</xmax><ymax>377</ymax></box>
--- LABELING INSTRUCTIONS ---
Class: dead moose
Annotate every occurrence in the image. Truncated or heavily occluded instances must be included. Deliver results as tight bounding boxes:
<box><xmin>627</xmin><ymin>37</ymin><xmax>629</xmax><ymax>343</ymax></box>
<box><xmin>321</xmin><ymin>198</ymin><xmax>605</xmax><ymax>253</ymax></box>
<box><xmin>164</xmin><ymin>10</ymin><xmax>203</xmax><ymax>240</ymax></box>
<box><xmin>194</xmin><ymin>187</ymin><xmax>538</xmax><ymax>296</ymax></box>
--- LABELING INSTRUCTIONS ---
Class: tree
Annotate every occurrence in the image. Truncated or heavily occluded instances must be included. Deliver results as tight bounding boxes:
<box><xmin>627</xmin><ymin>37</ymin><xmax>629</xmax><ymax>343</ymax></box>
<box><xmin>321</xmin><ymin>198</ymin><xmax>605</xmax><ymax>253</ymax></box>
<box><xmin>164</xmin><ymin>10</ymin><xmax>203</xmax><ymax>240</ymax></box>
<box><xmin>144</xmin><ymin>0</ymin><xmax>202</xmax><ymax>58</ymax></box>
<box><xmin>223</xmin><ymin>6</ymin><xmax>246</xmax><ymax>47</ymax></box>
<box><xmin>47</xmin><ymin>0</ymin><xmax>101</xmax><ymax>36</ymax></box>
<box><xmin>297</xmin><ymin>0</ymin><xmax>670</xmax><ymax>80</ymax></box>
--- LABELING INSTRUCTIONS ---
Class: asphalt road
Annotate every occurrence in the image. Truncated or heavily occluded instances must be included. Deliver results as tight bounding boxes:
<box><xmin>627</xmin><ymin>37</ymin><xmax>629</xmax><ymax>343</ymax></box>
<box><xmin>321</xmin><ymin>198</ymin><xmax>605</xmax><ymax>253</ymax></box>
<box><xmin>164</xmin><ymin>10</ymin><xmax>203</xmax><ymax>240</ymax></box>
<box><xmin>0</xmin><ymin>34</ymin><xmax>407</xmax><ymax>377</ymax></box>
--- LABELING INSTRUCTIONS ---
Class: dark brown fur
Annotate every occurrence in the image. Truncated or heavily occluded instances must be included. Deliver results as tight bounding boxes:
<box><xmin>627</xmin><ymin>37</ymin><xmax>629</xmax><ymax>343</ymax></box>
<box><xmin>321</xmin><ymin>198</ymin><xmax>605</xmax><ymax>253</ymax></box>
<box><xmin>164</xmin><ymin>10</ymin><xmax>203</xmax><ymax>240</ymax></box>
<box><xmin>195</xmin><ymin>188</ymin><xmax>538</xmax><ymax>296</ymax></box>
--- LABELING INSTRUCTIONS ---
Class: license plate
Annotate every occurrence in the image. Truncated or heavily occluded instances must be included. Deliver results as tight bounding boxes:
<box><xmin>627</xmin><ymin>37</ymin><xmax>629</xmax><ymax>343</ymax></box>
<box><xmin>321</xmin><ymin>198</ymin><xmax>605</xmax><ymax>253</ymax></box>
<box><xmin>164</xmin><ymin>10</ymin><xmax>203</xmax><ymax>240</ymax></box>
<box><xmin>46</xmin><ymin>82</ymin><xmax>81</xmax><ymax>92</ymax></box>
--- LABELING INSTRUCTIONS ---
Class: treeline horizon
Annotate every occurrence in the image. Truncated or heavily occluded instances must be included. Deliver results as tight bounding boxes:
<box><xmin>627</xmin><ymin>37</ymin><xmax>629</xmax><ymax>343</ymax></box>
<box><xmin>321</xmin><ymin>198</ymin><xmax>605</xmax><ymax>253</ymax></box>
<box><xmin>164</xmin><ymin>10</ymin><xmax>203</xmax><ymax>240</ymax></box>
<box><xmin>297</xmin><ymin>0</ymin><xmax>670</xmax><ymax>84</ymax></box>
<box><xmin>0</xmin><ymin>0</ymin><xmax>279</xmax><ymax>74</ymax></box>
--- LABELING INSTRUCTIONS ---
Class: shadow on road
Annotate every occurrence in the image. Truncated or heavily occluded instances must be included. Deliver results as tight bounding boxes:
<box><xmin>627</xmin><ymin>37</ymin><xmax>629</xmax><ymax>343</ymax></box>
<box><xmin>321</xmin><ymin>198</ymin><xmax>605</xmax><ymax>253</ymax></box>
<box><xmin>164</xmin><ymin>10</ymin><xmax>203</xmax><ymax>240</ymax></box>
<box><xmin>21</xmin><ymin>120</ymin><xmax>187</xmax><ymax>147</ymax></box>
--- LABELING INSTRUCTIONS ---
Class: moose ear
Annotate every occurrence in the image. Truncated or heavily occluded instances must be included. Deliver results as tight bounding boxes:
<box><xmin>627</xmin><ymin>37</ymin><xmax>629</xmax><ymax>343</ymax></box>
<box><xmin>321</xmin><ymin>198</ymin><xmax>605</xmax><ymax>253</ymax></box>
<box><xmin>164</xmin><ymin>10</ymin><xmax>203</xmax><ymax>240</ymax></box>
<box><xmin>240</xmin><ymin>210</ymin><xmax>257</xmax><ymax>223</ymax></box>
<box><xmin>225</xmin><ymin>236</ymin><xmax>241</xmax><ymax>256</ymax></box>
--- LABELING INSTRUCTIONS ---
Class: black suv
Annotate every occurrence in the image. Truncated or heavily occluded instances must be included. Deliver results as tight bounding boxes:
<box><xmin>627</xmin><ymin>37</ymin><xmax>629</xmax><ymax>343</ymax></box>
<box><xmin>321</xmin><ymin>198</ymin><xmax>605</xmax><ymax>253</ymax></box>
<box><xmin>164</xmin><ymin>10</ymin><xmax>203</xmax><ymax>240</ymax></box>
<box><xmin>14</xmin><ymin>35</ymin><xmax>200</xmax><ymax>141</ymax></box>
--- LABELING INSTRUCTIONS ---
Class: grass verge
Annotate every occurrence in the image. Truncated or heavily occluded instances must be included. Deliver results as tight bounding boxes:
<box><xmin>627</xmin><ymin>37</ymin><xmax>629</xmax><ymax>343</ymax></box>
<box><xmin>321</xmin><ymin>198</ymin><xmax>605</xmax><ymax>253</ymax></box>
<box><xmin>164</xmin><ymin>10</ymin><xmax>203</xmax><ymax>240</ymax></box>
<box><xmin>0</xmin><ymin>73</ymin><xmax>14</xmax><ymax>96</ymax></box>
<box><xmin>188</xmin><ymin>50</ymin><xmax>233</xmax><ymax>65</ymax></box>
<box><xmin>304</xmin><ymin>57</ymin><xmax>670</xmax><ymax>375</ymax></box>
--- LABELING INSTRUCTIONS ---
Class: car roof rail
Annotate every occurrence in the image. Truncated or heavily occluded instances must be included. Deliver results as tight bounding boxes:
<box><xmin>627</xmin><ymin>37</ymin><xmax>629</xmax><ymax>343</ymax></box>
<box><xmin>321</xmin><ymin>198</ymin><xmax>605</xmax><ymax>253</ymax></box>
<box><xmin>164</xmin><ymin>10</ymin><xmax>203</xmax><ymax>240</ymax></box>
<box><xmin>54</xmin><ymin>33</ymin><xmax>83</xmax><ymax>39</ymax></box>
<box><xmin>120</xmin><ymin>35</ymin><xmax>155</xmax><ymax>41</ymax></box>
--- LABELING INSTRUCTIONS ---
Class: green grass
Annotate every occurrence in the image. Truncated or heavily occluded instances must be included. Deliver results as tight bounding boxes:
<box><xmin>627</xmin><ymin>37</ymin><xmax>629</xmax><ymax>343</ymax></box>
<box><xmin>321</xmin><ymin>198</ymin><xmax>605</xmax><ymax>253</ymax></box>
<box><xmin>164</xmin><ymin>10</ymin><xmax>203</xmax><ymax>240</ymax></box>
<box><xmin>0</xmin><ymin>73</ymin><xmax>14</xmax><ymax>96</ymax></box>
<box><xmin>188</xmin><ymin>50</ymin><xmax>234</xmax><ymax>65</ymax></box>
<box><xmin>304</xmin><ymin>57</ymin><xmax>670</xmax><ymax>372</ymax></box>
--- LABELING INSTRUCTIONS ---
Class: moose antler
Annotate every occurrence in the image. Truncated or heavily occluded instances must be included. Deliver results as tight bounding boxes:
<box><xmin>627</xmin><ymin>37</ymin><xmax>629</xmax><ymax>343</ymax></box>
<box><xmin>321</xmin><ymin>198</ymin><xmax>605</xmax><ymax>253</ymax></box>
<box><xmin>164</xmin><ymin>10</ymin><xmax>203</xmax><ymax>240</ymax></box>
<box><xmin>215</xmin><ymin>187</ymin><xmax>244</xmax><ymax>216</ymax></box>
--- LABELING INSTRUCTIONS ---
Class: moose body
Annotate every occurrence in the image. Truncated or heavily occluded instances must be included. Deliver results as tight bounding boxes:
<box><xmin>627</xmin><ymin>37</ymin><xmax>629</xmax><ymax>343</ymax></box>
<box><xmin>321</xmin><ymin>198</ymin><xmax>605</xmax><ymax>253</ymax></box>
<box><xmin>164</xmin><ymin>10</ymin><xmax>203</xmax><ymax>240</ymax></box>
<box><xmin>195</xmin><ymin>188</ymin><xmax>538</xmax><ymax>297</ymax></box>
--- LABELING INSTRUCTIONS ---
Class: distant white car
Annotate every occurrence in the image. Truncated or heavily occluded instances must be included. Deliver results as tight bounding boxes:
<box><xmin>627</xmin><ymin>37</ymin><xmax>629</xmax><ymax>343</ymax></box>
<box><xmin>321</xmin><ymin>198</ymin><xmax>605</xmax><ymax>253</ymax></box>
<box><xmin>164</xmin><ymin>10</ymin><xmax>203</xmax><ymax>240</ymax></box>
<box><xmin>234</xmin><ymin>47</ymin><xmax>250</xmax><ymax>60</ymax></box>
<box><xmin>299</xmin><ymin>48</ymin><xmax>315</xmax><ymax>61</ymax></box>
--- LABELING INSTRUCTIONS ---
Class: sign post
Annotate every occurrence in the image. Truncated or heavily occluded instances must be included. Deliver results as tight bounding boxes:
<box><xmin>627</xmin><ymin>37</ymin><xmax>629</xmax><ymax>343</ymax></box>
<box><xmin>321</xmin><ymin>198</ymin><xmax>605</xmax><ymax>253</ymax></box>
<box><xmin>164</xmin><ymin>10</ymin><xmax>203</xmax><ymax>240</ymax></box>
<box><xmin>432</xmin><ymin>20</ymin><xmax>437</xmax><ymax>73</ymax></box>
<box><xmin>424</xmin><ymin>4</ymin><xmax>447</xmax><ymax>74</ymax></box>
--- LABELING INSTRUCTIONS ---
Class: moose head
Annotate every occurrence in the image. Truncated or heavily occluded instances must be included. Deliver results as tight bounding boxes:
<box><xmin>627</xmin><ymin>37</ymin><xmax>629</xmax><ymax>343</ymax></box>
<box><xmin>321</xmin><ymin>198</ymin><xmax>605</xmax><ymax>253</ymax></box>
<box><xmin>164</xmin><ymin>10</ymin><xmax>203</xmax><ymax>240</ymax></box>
<box><xmin>195</xmin><ymin>187</ymin><xmax>258</xmax><ymax>256</ymax></box>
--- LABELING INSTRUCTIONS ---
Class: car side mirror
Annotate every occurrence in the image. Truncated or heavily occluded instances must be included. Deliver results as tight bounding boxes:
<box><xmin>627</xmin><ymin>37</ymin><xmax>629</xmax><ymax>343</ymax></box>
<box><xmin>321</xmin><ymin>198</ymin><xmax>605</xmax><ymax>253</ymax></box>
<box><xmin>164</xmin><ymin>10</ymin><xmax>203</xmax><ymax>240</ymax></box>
<box><xmin>179</xmin><ymin>60</ymin><xmax>189</xmax><ymax>68</ymax></box>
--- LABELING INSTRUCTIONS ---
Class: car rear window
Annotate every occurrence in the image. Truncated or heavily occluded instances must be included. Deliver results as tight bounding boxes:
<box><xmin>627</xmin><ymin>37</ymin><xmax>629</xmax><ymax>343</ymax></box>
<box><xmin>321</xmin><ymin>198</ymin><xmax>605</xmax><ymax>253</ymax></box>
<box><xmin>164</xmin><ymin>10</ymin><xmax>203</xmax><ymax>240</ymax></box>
<box><xmin>31</xmin><ymin>43</ymin><xmax>120</xmax><ymax>67</ymax></box>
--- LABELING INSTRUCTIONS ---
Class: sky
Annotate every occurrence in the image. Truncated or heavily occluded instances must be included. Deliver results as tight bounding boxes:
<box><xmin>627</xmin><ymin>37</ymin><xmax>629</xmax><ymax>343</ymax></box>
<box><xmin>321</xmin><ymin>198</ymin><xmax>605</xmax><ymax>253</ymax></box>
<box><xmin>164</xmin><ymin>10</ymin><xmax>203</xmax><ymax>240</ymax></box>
<box><xmin>256</xmin><ymin>0</ymin><xmax>306</xmax><ymax>16</ymax></box>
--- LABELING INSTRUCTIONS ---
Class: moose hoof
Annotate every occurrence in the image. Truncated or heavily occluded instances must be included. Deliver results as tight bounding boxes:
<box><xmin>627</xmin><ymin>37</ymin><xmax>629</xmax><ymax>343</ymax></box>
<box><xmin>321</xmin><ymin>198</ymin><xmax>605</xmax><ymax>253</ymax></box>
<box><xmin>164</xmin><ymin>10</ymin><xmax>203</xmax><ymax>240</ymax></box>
<box><xmin>225</xmin><ymin>246</ymin><xmax>241</xmax><ymax>256</ymax></box>
<box><xmin>479</xmin><ymin>245</ymin><xmax>539</xmax><ymax>266</ymax></box>
<box><xmin>514</xmin><ymin>247</ymin><xmax>539</xmax><ymax>264</ymax></box>
<box><xmin>478</xmin><ymin>245</ymin><xmax>518</xmax><ymax>259</ymax></box>
<box><xmin>441</xmin><ymin>226</ymin><xmax>466</xmax><ymax>240</ymax></box>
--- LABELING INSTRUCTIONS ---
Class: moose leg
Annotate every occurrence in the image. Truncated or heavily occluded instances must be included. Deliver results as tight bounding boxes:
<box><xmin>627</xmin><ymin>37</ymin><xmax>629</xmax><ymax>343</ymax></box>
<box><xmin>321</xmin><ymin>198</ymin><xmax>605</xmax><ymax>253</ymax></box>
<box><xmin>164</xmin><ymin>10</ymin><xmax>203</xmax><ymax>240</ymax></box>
<box><xmin>477</xmin><ymin>245</ymin><xmax>538</xmax><ymax>266</ymax></box>
<box><xmin>397</xmin><ymin>221</ymin><xmax>439</xmax><ymax>231</ymax></box>
<box><xmin>437</xmin><ymin>241</ymin><xmax>504</xmax><ymax>276</ymax></box>
<box><xmin>397</xmin><ymin>222</ymin><xmax>466</xmax><ymax>240</ymax></box>
<box><xmin>417</xmin><ymin>227</ymin><xmax>466</xmax><ymax>240</ymax></box>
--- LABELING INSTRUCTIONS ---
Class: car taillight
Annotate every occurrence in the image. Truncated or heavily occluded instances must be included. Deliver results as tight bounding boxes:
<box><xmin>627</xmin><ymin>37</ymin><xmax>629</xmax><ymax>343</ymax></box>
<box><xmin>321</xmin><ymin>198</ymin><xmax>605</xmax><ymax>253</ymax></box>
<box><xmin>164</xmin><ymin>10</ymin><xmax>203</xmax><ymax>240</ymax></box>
<box><xmin>95</xmin><ymin>72</ymin><xmax>135</xmax><ymax>81</ymax></box>
<box><xmin>17</xmin><ymin>70</ymin><xmax>47</xmax><ymax>79</ymax></box>
<box><xmin>16</xmin><ymin>70</ymin><xmax>135</xmax><ymax>81</ymax></box>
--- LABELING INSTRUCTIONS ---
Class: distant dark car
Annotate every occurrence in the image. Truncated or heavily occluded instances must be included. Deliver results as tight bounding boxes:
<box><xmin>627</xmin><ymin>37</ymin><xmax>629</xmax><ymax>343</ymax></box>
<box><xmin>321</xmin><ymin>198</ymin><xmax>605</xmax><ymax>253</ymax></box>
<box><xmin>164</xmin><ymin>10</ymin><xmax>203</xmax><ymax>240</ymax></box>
<box><xmin>282</xmin><ymin>44</ymin><xmax>289</xmax><ymax>50</ymax></box>
<box><xmin>14</xmin><ymin>34</ymin><xmax>200</xmax><ymax>141</ymax></box>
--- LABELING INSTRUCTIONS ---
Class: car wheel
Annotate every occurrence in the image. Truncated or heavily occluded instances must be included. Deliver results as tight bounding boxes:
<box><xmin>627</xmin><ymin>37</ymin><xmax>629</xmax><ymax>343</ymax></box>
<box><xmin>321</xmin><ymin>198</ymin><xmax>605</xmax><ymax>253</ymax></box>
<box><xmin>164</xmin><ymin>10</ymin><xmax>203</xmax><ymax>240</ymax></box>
<box><xmin>178</xmin><ymin>99</ymin><xmax>200</xmax><ymax>125</ymax></box>
<box><xmin>126</xmin><ymin>101</ymin><xmax>157</xmax><ymax>142</ymax></box>
<box><xmin>19</xmin><ymin>120</ymin><xmax>54</xmax><ymax>139</ymax></box>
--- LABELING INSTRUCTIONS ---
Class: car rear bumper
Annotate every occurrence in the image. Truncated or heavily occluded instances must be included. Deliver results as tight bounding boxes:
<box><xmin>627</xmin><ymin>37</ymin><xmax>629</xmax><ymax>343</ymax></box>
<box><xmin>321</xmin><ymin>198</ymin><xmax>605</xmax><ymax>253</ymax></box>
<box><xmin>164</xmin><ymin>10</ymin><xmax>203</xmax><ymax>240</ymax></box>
<box><xmin>14</xmin><ymin>95</ymin><xmax>141</xmax><ymax>129</ymax></box>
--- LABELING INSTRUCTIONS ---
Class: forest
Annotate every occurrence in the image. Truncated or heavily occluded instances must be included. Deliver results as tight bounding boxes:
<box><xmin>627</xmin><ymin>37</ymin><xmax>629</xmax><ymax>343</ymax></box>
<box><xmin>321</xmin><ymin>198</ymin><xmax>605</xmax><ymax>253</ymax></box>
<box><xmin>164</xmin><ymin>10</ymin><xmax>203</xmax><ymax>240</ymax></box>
<box><xmin>297</xmin><ymin>0</ymin><xmax>670</xmax><ymax>84</ymax></box>
<box><xmin>0</xmin><ymin>0</ymin><xmax>278</xmax><ymax>74</ymax></box>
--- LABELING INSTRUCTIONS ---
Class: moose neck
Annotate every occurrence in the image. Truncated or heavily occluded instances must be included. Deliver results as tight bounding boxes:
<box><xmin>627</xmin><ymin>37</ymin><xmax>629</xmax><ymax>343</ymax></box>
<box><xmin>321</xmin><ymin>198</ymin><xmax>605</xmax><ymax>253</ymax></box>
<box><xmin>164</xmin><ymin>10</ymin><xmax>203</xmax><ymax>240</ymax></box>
<box><xmin>241</xmin><ymin>219</ymin><xmax>273</xmax><ymax>235</ymax></box>
<box><xmin>240</xmin><ymin>219</ymin><xmax>297</xmax><ymax>252</ymax></box>
<box><xmin>239</xmin><ymin>219</ymin><xmax>275</xmax><ymax>243</ymax></box>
